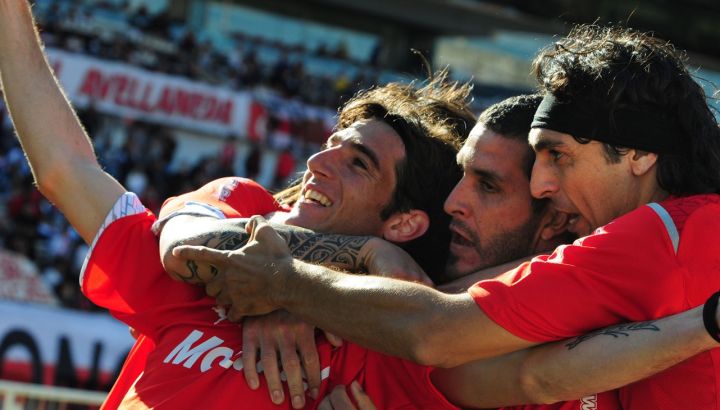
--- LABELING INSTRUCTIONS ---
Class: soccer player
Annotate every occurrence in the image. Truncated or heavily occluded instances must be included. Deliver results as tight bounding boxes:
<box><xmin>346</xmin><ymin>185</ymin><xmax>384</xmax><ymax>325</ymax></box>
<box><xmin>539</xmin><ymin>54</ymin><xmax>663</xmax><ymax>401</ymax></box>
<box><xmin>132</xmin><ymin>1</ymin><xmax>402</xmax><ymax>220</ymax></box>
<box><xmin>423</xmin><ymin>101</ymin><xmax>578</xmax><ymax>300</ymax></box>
<box><xmin>1</xmin><ymin>2</ymin><xmax>481</xmax><ymax>408</ymax></box>
<box><xmin>3</xmin><ymin>2</ymin><xmax>712</xmax><ymax>408</ymax></box>
<box><xmin>175</xmin><ymin>25</ymin><xmax>720</xmax><ymax>409</ymax></box>
<box><xmin>169</xmin><ymin>93</ymin><xmax>717</xmax><ymax>410</ymax></box>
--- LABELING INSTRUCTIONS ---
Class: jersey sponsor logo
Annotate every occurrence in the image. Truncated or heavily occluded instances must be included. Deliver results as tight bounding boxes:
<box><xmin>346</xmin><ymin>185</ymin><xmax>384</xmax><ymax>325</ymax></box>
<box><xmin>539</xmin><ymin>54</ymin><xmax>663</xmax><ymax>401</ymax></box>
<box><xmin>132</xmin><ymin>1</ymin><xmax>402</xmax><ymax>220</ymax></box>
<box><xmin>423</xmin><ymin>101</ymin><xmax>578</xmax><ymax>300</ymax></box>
<box><xmin>163</xmin><ymin>329</ymin><xmax>330</xmax><ymax>389</ymax></box>
<box><xmin>218</xmin><ymin>179</ymin><xmax>241</xmax><ymax>202</ymax></box>
<box><xmin>212</xmin><ymin>306</ymin><xmax>228</xmax><ymax>325</ymax></box>
<box><xmin>580</xmin><ymin>394</ymin><xmax>597</xmax><ymax>410</ymax></box>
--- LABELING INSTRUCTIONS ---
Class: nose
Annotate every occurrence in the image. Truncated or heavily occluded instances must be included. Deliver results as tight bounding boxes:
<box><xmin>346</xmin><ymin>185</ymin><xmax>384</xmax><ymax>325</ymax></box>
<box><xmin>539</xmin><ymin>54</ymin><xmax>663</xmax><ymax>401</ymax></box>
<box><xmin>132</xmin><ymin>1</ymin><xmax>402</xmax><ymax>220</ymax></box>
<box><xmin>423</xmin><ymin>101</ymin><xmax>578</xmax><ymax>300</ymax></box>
<box><xmin>306</xmin><ymin>147</ymin><xmax>339</xmax><ymax>179</ymax></box>
<box><xmin>444</xmin><ymin>177</ymin><xmax>469</xmax><ymax>217</ymax></box>
<box><xmin>529</xmin><ymin>160</ymin><xmax>558</xmax><ymax>199</ymax></box>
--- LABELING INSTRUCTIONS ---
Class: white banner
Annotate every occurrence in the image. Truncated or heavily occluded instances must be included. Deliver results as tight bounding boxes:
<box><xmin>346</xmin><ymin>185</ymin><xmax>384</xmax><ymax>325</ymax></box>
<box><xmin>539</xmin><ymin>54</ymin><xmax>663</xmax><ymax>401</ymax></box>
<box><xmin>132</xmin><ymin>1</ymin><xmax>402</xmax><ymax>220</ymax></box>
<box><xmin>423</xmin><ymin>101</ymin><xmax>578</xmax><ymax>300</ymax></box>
<box><xmin>46</xmin><ymin>48</ymin><xmax>251</xmax><ymax>137</ymax></box>
<box><xmin>0</xmin><ymin>300</ymin><xmax>134</xmax><ymax>389</ymax></box>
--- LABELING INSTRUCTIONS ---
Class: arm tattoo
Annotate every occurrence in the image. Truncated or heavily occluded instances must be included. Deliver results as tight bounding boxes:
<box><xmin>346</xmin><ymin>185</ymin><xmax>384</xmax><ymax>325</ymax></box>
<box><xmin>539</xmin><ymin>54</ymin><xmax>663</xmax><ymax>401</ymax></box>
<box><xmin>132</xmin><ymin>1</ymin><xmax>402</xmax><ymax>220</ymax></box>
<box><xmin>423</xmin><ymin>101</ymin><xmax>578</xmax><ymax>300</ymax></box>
<box><xmin>178</xmin><ymin>219</ymin><xmax>372</xmax><ymax>276</ymax></box>
<box><xmin>279</xmin><ymin>230</ymin><xmax>372</xmax><ymax>271</ymax></box>
<box><xmin>565</xmin><ymin>321</ymin><xmax>660</xmax><ymax>350</ymax></box>
<box><xmin>206</xmin><ymin>230</ymin><xmax>250</xmax><ymax>251</ymax></box>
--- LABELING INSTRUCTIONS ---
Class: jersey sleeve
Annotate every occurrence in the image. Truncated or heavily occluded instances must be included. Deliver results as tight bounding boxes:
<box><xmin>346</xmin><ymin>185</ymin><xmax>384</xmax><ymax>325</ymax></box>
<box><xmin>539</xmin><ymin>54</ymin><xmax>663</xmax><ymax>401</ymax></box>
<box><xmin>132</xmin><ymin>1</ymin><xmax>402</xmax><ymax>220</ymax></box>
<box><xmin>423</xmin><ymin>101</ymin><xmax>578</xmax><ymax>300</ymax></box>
<box><xmin>159</xmin><ymin>177</ymin><xmax>286</xmax><ymax>220</ymax></box>
<box><xmin>80</xmin><ymin>193</ymin><xmax>201</xmax><ymax>321</ymax></box>
<box><xmin>469</xmin><ymin>206</ymin><xmax>684</xmax><ymax>342</ymax></box>
<box><xmin>676</xmin><ymin>202</ymin><xmax>720</xmax><ymax>306</ymax></box>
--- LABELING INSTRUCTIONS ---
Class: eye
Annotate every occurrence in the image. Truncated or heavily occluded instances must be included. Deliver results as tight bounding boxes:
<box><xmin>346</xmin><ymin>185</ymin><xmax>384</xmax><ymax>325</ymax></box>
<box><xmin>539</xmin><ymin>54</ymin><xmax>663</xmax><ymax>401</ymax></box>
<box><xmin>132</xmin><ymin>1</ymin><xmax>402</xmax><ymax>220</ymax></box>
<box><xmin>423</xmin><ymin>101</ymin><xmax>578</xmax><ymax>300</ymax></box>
<box><xmin>352</xmin><ymin>157</ymin><xmax>369</xmax><ymax>170</ymax></box>
<box><xmin>549</xmin><ymin>149</ymin><xmax>565</xmax><ymax>162</ymax></box>
<box><xmin>479</xmin><ymin>181</ymin><xmax>498</xmax><ymax>193</ymax></box>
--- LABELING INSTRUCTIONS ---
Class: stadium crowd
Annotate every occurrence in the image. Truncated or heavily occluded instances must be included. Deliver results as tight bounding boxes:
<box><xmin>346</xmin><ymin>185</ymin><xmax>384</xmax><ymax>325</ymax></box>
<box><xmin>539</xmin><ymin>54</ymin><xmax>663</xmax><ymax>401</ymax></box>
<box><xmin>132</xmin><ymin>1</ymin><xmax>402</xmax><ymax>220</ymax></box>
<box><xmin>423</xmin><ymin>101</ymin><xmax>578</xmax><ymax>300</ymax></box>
<box><xmin>0</xmin><ymin>0</ymin><xmax>371</xmax><ymax>310</ymax></box>
<box><xmin>35</xmin><ymin>0</ymin><xmax>377</xmax><ymax>109</ymax></box>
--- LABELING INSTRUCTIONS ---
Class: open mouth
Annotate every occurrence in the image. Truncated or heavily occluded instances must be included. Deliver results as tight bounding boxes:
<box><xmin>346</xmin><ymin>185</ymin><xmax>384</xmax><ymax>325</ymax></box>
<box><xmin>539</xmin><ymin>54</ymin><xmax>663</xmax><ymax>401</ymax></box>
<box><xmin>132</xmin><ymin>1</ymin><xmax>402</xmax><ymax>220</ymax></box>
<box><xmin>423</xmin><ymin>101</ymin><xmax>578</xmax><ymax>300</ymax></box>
<box><xmin>303</xmin><ymin>189</ymin><xmax>333</xmax><ymax>207</ymax></box>
<box><xmin>449</xmin><ymin>223</ymin><xmax>475</xmax><ymax>247</ymax></box>
<box><xmin>450</xmin><ymin>231</ymin><xmax>474</xmax><ymax>247</ymax></box>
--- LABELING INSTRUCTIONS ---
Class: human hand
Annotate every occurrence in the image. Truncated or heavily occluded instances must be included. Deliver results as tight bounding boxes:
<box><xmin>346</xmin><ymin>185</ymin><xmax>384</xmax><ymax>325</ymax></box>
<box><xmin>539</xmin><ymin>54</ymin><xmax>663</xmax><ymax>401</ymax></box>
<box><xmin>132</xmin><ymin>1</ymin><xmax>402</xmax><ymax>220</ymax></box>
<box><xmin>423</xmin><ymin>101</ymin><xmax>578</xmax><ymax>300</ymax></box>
<box><xmin>158</xmin><ymin>214</ymin><xmax>229</xmax><ymax>285</ymax></box>
<box><xmin>172</xmin><ymin>216</ymin><xmax>293</xmax><ymax>320</ymax></box>
<box><xmin>359</xmin><ymin>238</ymin><xmax>432</xmax><ymax>286</ymax></box>
<box><xmin>318</xmin><ymin>382</ymin><xmax>377</xmax><ymax>410</ymax></box>
<box><xmin>242</xmin><ymin>310</ymin><xmax>324</xmax><ymax>408</ymax></box>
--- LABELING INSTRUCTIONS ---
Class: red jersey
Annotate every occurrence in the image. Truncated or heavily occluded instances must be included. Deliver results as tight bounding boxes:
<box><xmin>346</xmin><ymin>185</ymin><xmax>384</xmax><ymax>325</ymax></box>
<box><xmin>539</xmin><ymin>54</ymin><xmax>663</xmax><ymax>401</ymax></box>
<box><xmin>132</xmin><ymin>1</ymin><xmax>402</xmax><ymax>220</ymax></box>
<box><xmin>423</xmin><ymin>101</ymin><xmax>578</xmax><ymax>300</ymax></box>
<box><xmin>470</xmin><ymin>194</ymin><xmax>720</xmax><ymax>409</ymax></box>
<box><xmin>83</xmin><ymin>179</ymin><xmax>457</xmax><ymax>409</ymax></box>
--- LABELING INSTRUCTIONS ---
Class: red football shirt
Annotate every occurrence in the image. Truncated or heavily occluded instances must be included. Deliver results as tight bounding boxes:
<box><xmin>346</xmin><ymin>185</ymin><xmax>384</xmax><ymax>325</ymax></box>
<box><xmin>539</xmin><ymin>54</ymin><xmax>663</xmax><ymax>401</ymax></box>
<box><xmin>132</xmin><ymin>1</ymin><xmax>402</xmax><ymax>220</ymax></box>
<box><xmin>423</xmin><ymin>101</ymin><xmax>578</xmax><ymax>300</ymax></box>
<box><xmin>84</xmin><ymin>180</ymin><xmax>456</xmax><ymax>409</ymax></box>
<box><xmin>470</xmin><ymin>195</ymin><xmax>720</xmax><ymax>409</ymax></box>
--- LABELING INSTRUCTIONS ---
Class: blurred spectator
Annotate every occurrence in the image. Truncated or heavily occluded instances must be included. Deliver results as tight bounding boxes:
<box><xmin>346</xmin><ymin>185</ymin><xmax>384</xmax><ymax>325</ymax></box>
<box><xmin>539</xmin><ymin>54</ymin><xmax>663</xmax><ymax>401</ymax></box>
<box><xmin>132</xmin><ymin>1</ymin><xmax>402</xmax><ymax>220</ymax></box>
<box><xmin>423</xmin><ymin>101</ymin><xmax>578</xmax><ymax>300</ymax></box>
<box><xmin>275</xmin><ymin>147</ymin><xmax>297</xmax><ymax>188</ymax></box>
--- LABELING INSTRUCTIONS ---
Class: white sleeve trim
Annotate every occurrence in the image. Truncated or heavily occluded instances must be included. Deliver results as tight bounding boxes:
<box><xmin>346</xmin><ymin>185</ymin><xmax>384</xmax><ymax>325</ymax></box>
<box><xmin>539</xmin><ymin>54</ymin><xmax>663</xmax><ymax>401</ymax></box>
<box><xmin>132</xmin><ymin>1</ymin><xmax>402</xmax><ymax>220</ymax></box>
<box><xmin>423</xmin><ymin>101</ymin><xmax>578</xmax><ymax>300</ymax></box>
<box><xmin>150</xmin><ymin>201</ymin><xmax>226</xmax><ymax>236</ymax></box>
<box><xmin>79</xmin><ymin>192</ymin><xmax>146</xmax><ymax>286</ymax></box>
<box><xmin>646</xmin><ymin>202</ymin><xmax>679</xmax><ymax>254</ymax></box>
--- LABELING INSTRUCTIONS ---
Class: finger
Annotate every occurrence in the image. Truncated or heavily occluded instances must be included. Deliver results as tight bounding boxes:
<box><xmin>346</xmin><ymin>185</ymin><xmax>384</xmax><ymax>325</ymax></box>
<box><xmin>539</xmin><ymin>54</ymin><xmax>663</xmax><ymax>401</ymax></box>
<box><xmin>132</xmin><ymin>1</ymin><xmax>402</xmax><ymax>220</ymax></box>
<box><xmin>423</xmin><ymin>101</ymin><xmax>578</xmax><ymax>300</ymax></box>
<box><xmin>323</xmin><ymin>330</ymin><xmax>343</xmax><ymax>347</ymax></box>
<box><xmin>329</xmin><ymin>385</ymin><xmax>357</xmax><ymax>409</ymax></box>
<box><xmin>172</xmin><ymin>245</ymin><xmax>230</xmax><ymax>264</ymax></box>
<box><xmin>205</xmin><ymin>274</ymin><xmax>223</xmax><ymax>298</ymax></box>
<box><xmin>317</xmin><ymin>395</ymin><xmax>334</xmax><ymax>410</ymax></box>
<box><xmin>297</xmin><ymin>329</ymin><xmax>322</xmax><ymax>398</ymax></box>
<box><xmin>241</xmin><ymin>324</ymin><xmax>261</xmax><ymax>390</ymax></box>
<box><xmin>251</xmin><ymin>219</ymin><xmax>284</xmax><ymax>243</ymax></box>
<box><xmin>246</xmin><ymin>215</ymin><xmax>267</xmax><ymax>235</ymax></box>
<box><xmin>277</xmin><ymin>335</ymin><xmax>306</xmax><ymax>409</ymax></box>
<box><xmin>350</xmin><ymin>381</ymin><xmax>376</xmax><ymax>410</ymax></box>
<box><xmin>260</xmin><ymin>342</ymin><xmax>284</xmax><ymax>405</ymax></box>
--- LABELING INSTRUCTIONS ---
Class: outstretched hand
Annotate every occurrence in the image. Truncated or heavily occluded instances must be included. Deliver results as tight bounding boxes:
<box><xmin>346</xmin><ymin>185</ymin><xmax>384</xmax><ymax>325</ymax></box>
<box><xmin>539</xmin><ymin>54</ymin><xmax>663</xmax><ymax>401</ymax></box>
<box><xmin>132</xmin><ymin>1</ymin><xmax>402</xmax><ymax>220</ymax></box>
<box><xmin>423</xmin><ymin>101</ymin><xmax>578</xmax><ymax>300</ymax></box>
<box><xmin>172</xmin><ymin>216</ymin><xmax>293</xmax><ymax>321</ymax></box>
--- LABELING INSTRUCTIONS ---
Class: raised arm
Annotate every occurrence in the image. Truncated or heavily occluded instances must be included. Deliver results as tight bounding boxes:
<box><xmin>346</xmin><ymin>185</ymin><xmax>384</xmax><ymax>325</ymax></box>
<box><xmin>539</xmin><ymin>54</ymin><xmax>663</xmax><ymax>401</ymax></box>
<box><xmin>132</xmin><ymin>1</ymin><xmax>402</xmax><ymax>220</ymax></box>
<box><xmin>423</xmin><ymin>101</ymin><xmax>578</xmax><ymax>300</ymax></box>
<box><xmin>432</xmin><ymin>303</ymin><xmax>718</xmax><ymax>408</ymax></box>
<box><xmin>0</xmin><ymin>1</ymin><xmax>124</xmax><ymax>243</ymax></box>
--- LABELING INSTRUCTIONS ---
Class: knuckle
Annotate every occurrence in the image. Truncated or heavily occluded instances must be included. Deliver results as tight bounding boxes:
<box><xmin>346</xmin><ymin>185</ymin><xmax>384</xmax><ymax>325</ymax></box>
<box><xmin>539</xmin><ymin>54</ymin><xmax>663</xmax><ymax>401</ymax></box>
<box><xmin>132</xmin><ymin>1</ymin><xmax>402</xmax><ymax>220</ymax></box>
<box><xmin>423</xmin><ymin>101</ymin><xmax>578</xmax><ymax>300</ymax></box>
<box><xmin>302</xmin><ymin>352</ymin><xmax>319</xmax><ymax>366</ymax></box>
<box><xmin>282</xmin><ymin>357</ymin><xmax>301</xmax><ymax>371</ymax></box>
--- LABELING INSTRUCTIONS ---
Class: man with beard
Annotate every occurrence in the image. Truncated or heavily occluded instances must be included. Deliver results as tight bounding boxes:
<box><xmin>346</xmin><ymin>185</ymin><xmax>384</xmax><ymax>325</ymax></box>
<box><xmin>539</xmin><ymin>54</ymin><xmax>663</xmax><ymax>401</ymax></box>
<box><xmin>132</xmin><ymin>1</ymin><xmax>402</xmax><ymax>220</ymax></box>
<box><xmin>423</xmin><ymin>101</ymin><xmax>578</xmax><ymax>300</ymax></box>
<box><xmin>175</xmin><ymin>25</ymin><xmax>720</xmax><ymax>410</ymax></box>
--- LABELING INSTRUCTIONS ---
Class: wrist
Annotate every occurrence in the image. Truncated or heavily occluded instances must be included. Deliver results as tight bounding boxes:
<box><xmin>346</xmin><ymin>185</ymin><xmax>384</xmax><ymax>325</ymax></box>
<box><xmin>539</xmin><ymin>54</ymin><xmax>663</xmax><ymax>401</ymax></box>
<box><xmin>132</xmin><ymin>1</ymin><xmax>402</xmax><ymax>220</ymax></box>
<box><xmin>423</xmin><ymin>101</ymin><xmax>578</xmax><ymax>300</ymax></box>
<box><xmin>268</xmin><ymin>257</ymin><xmax>302</xmax><ymax>309</ymax></box>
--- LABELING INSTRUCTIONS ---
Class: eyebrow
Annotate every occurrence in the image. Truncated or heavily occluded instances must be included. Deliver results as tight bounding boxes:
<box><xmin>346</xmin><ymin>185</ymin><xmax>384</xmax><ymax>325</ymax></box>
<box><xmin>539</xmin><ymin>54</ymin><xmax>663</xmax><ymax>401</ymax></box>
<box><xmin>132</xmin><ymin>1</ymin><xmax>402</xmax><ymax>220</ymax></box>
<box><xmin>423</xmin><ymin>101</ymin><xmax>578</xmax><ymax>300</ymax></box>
<box><xmin>532</xmin><ymin>137</ymin><xmax>565</xmax><ymax>152</ymax></box>
<box><xmin>471</xmin><ymin>167</ymin><xmax>503</xmax><ymax>184</ymax></box>
<box><xmin>328</xmin><ymin>133</ymin><xmax>381</xmax><ymax>171</ymax></box>
<box><xmin>351</xmin><ymin>140</ymin><xmax>381</xmax><ymax>170</ymax></box>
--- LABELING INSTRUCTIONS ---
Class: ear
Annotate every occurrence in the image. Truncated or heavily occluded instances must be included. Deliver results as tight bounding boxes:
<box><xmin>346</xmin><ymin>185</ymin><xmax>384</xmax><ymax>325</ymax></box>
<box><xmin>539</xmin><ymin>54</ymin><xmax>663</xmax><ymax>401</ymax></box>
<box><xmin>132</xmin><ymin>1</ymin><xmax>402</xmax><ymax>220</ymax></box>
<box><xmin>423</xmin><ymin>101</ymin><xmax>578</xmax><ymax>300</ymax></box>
<box><xmin>381</xmin><ymin>210</ymin><xmax>430</xmax><ymax>243</ymax></box>
<box><xmin>534</xmin><ymin>208</ymin><xmax>572</xmax><ymax>252</ymax></box>
<box><xmin>629</xmin><ymin>150</ymin><xmax>659</xmax><ymax>177</ymax></box>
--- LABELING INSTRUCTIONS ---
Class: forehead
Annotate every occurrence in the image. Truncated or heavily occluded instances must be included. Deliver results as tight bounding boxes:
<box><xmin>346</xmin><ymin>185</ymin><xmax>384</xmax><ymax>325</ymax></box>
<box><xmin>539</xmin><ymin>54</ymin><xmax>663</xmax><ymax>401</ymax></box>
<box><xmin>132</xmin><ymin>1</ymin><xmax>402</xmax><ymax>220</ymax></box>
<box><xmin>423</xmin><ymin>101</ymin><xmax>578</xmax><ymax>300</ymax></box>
<box><xmin>529</xmin><ymin>128</ymin><xmax>575</xmax><ymax>151</ymax></box>
<box><xmin>330</xmin><ymin>119</ymin><xmax>406</xmax><ymax>162</ymax></box>
<box><xmin>459</xmin><ymin>123</ymin><xmax>529</xmax><ymax>180</ymax></box>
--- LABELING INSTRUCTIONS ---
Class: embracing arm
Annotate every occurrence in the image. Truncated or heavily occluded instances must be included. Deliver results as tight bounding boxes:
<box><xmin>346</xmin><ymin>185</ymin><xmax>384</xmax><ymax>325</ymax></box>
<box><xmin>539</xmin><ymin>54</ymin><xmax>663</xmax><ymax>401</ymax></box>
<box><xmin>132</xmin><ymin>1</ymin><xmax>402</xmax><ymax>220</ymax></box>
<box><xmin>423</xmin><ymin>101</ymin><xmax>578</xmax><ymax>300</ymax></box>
<box><xmin>431</xmin><ymin>304</ymin><xmax>717</xmax><ymax>408</ymax></box>
<box><xmin>277</xmin><ymin>263</ymin><xmax>533</xmax><ymax>367</ymax></box>
<box><xmin>0</xmin><ymin>1</ymin><xmax>124</xmax><ymax>244</ymax></box>
<box><xmin>159</xmin><ymin>214</ymin><xmax>375</xmax><ymax>284</ymax></box>
<box><xmin>173</xmin><ymin>220</ymin><xmax>535</xmax><ymax>366</ymax></box>
<box><xmin>160</xmin><ymin>213</ymin><xmax>430</xmax><ymax>284</ymax></box>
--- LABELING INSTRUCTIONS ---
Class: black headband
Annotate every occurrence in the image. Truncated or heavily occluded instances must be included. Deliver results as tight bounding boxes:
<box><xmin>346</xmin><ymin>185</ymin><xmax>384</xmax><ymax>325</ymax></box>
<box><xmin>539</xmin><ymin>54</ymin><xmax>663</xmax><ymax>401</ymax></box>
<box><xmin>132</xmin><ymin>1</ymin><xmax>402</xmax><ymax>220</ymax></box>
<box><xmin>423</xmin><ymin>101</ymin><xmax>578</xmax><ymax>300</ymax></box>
<box><xmin>531</xmin><ymin>94</ymin><xmax>683</xmax><ymax>154</ymax></box>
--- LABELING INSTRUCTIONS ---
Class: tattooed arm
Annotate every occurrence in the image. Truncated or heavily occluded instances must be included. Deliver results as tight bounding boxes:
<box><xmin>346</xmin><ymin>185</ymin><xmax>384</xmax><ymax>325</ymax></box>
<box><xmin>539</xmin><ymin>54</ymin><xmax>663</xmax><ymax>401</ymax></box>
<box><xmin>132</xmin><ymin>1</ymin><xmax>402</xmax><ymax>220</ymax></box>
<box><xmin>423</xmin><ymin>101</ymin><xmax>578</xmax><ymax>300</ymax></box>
<box><xmin>159</xmin><ymin>214</ymin><xmax>374</xmax><ymax>285</ymax></box>
<box><xmin>431</xmin><ymin>305</ymin><xmax>717</xmax><ymax>407</ymax></box>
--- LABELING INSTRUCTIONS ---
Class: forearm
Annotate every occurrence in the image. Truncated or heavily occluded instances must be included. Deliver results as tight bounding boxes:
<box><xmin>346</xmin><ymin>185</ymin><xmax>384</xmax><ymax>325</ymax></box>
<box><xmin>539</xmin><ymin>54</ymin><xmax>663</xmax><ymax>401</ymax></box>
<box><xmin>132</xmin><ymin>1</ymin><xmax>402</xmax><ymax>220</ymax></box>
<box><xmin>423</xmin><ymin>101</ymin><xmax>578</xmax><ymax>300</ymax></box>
<box><xmin>0</xmin><ymin>1</ymin><xmax>123</xmax><ymax>243</ymax></box>
<box><xmin>275</xmin><ymin>260</ymin><xmax>529</xmax><ymax>367</ymax></box>
<box><xmin>161</xmin><ymin>216</ymin><xmax>373</xmax><ymax>283</ymax></box>
<box><xmin>432</xmin><ymin>306</ymin><xmax>717</xmax><ymax>408</ymax></box>
<box><xmin>517</xmin><ymin>305</ymin><xmax>715</xmax><ymax>404</ymax></box>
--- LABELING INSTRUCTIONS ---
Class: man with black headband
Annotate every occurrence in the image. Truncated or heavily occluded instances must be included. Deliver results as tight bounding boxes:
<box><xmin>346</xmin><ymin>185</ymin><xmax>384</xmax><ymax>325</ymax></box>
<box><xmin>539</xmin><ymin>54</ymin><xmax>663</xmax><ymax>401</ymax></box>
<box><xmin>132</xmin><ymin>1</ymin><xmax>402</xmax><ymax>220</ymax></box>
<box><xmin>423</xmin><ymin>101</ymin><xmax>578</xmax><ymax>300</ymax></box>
<box><xmin>174</xmin><ymin>25</ymin><xmax>720</xmax><ymax>409</ymax></box>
